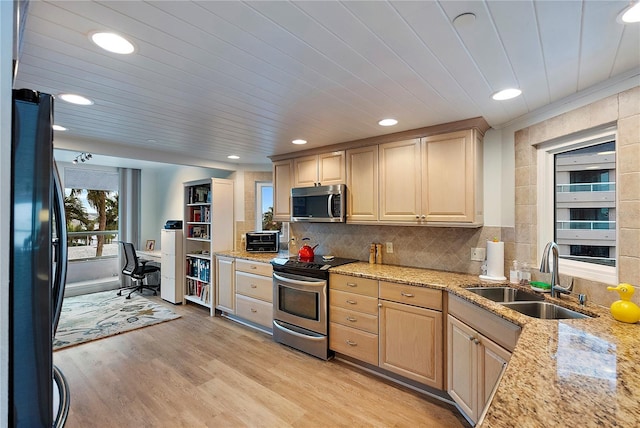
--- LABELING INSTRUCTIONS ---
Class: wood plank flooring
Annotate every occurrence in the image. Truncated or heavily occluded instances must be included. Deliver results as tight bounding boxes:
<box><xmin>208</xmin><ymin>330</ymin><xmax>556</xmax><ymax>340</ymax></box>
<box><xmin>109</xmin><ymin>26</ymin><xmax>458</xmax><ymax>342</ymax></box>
<box><xmin>54</xmin><ymin>296</ymin><xmax>470</xmax><ymax>427</ymax></box>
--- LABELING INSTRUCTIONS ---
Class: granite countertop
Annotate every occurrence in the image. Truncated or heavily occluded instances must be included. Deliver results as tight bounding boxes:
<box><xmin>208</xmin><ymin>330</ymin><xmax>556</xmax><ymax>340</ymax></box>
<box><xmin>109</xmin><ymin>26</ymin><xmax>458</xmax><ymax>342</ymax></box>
<box><xmin>214</xmin><ymin>249</ymin><xmax>289</xmax><ymax>264</ymax></box>
<box><xmin>211</xmin><ymin>254</ymin><xmax>639</xmax><ymax>426</ymax></box>
<box><xmin>330</xmin><ymin>262</ymin><xmax>639</xmax><ymax>428</ymax></box>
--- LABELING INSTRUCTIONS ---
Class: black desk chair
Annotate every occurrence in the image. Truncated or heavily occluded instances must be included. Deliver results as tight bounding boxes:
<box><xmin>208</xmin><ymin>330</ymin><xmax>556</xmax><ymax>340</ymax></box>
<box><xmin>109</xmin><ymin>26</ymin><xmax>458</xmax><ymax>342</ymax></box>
<box><xmin>118</xmin><ymin>241</ymin><xmax>160</xmax><ymax>299</ymax></box>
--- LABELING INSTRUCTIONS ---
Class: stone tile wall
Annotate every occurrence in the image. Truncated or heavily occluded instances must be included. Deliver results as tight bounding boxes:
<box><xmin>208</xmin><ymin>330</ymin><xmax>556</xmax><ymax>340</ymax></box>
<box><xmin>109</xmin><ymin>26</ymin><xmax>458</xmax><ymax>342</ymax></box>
<box><xmin>513</xmin><ymin>86</ymin><xmax>640</xmax><ymax>306</ymax></box>
<box><xmin>290</xmin><ymin>223</ymin><xmax>502</xmax><ymax>276</ymax></box>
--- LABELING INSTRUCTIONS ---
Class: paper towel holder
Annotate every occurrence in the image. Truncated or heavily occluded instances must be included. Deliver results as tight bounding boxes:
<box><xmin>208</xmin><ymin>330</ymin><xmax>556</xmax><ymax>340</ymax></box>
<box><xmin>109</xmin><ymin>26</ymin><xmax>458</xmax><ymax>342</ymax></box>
<box><xmin>479</xmin><ymin>240</ymin><xmax>507</xmax><ymax>281</ymax></box>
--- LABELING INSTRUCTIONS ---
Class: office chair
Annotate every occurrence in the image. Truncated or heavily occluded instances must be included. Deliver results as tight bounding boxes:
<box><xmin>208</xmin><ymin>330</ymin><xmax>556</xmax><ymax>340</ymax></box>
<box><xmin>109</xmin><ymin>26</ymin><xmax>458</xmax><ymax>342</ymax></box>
<box><xmin>117</xmin><ymin>241</ymin><xmax>160</xmax><ymax>299</ymax></box>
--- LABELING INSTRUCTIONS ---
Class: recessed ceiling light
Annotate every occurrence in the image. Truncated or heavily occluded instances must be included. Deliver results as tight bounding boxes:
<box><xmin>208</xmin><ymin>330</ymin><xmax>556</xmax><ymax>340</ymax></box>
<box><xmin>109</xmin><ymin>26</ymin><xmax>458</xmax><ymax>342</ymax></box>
<box><xmin>292</xmin><ymin>139</ymin><xmax>307</xmax><ymax>145</ymax></box>
<box><xmin>492</xmin><ymin>88</ymin><xmax>522</xmax><ymax>101</ymax></box>
<box><xmin>90</xmin><ymin>32</ymin><xmax>135</xmax><ymax>54</ymax></box>
<box><xmin>227</xmin><ymin>155</ymin><xmax>240</xmax><ymax>160</ymax></box>
<box><xmin>146</xmin><ymin>139</ymin><xmax>157</xmax><ymax>143</ymax></box>
<box><xmin>378</xmin><ymin>118</ymin><xmax>398</xmax><ymax>126</ymax></box>
<box><xmin>59</xmin><ymin>93</ymin><xmax>94</xmax><ymax>105</ymax></box>
<box><xmin>52</xmin><ymin>125</ymin><xmax>67</xmax><ymax>131</ymax></box>
<box><xmin>618</xmin><ymin>2</ymin><xmax>640</xmax><ymax>23</ymax></box>
<box><xmin>452</xmin><ymin>13</ymin><xmax>476</xmax><ymax>28</ymax></box>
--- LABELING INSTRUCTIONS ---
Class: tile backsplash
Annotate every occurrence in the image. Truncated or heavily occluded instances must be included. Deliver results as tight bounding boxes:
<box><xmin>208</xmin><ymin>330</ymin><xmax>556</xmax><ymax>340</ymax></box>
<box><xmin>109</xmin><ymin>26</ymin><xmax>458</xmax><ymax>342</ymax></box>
<box><xmin>290</xmin><ymin>223</ymin><xmax>502</xmax><ymax>275</ymax></box>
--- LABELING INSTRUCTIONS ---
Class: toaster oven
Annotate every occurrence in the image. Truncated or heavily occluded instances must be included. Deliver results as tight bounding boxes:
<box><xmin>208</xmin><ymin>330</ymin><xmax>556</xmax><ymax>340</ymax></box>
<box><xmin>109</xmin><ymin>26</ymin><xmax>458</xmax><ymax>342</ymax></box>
<box><xmin>245</xmin><ymin>231</ymin><xmax>279</xmax><ymax>253</ymax></box>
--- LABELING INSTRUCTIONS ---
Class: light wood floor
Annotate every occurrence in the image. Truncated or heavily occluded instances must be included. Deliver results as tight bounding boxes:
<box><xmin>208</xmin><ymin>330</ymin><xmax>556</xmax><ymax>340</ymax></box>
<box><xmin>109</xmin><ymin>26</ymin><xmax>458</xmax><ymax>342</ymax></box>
<box><xmin>54</xmin><ymin>296</ymin><xmax>470</xmax><ymax>428</ymax></box>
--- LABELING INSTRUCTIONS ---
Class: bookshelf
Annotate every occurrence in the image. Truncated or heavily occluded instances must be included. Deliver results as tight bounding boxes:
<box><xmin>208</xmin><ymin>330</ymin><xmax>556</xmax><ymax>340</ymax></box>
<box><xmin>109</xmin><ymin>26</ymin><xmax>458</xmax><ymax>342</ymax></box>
<box><xmin>183</xmin><ymin>178</ymin><xmax>234</xmax><ymax>316</ymax></box>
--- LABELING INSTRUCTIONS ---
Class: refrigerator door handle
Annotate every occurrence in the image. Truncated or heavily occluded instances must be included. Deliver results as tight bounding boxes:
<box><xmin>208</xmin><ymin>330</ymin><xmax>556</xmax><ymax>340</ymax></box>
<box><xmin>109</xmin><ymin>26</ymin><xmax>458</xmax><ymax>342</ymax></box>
<box><xmin>53</xmin><ymin>365</ymin><xmax>70</xmax><ymax>427</ymax></box>
<box><xmin>52</xmin><ymin>163</ymin><xmax>68</xmax><ymax>335</ymax></box>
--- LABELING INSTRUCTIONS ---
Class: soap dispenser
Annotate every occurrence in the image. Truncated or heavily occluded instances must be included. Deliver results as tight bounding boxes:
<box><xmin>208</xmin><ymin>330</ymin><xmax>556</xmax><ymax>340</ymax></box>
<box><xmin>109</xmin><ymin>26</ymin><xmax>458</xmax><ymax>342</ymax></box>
<box><xmin>607</xmin><ymin>283</ymin><xmax>640</xmax><ymax>324</ymax></box>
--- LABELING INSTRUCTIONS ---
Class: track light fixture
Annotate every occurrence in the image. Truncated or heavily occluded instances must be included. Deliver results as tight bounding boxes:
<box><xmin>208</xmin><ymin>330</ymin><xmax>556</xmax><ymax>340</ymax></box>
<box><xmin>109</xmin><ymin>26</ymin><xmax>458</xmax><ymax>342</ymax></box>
<box><xmin>72</xmin><ymin>152</ymin><xmax>92</xmax><ymax>164</ymax></box>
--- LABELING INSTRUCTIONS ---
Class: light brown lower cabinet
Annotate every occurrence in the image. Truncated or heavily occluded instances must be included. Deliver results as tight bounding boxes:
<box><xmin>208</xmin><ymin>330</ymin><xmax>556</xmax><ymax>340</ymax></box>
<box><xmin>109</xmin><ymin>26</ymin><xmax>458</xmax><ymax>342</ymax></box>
<box><xmin>329</xmin><ymin>275</ymin><xmax>379</xmax><ymax>366</ymax></box>
<box><xmin>329</xmin><ymin>274</ymin><xmax>444</xmax><ymax>391</ymax></box>
<box><xmin>447</xmin><ymin>314</ymin><xmax>511</xmax><ymax>424</ymax></box>
<box><xmin>234</xmin><ymin>259</ymin><xmax>273</xmax><ymax>330</ymax></box>
<box><xmin>379</xmin><ymin>299</ymin><xmax>443</xmax><ymax>389</ymax></box>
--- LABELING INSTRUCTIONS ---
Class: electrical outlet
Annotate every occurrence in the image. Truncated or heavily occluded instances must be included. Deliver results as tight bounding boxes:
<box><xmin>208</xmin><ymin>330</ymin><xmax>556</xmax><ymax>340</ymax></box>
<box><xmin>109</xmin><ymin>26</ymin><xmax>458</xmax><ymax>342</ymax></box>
<box><xmin>241</xmin><ymin>234</ymin><xmax>246</xmax><ymax>244</ymax></box>
<box><xmin>386</xmin><ymin>242</ymin><xmax>394</xmax><ymax>254</ymax></box>
<box><xmin>470</xmin><ymin>247</ymin><xmax>486</xmax><ymax>261</ymax></box>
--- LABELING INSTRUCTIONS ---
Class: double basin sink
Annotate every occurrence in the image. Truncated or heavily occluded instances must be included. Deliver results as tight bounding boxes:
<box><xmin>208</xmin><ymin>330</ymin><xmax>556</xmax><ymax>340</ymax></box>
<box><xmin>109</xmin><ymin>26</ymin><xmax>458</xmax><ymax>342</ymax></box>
<box><xmin>466</xmin><ymin>286</ymin><xmax>590</xmax><ymax>320</ymax></box>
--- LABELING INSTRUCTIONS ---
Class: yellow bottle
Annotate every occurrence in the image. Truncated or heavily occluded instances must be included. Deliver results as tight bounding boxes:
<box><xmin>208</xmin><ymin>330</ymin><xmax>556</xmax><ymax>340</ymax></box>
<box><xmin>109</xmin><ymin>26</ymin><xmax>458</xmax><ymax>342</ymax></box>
<box><xmin>607</xmin><ymin>283</ymin><xmax>640</xmax><ymax>324</ymax></box>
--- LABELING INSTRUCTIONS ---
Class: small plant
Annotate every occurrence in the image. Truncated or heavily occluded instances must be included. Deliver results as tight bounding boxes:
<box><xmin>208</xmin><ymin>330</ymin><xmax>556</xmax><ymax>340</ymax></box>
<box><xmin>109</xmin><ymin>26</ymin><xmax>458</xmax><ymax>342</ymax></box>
<box><xmin>262</xmin><ymin>206</ymin><xmax>282</xmax><ymax>231</ymax></box>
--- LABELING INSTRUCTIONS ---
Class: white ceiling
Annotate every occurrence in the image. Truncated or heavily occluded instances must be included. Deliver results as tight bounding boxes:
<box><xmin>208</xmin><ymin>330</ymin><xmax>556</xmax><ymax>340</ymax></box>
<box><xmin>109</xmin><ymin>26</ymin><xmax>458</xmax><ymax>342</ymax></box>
<box><xmin>14</xmin><ymin>0</ymin><xmax>640</xmax><ymax>167</ymax></box>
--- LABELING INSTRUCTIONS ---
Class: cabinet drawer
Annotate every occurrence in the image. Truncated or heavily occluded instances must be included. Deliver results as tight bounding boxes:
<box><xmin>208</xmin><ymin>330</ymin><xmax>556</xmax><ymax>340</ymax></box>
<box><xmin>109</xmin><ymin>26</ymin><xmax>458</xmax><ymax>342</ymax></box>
<box><xmin>235</xmin><ymin>295</ymin><xmax>273</xmax><ymax>328</ymax></box>
<box><xmin>330</xmin><ymin>274</ymin><xmax>378</xmax><ymax>297</ymax></box>
<box><xmin>330</xmin><ymin>306</ymin><xmax>378</xmax><ymax>334</ymax></box>
<box><xmin>329</xmin><ymin>322</ymin><xmax>378</xmax><ymax>366</ymax></box>
<box><xmin>236</xmin><ymin>271</ymin><xmax>272</xmax><ymax>302</ymax></box>
<box><xmin>379</xmin><ymin>281</ymin><xmax>442</xmax><ymax>311</ymax></box>
<box><xmin>235</xmin><ymin>259</ymin><xmax>273</xmax><ymax>277</ymax></box>
<box><xmin>330</xmin><ymin>289</ymin><xmax>379</xmax><ymax>315</ymax></box>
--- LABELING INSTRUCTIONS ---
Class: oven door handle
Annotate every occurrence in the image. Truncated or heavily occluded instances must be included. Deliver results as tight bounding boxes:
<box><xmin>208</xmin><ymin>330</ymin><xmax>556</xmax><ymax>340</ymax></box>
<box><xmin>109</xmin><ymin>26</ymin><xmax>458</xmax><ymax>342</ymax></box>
<box><xmin>273</xmin><ymin>272</ymin><xmax>326</xmax><ymax>286</ymax></box>
<box><xmin>273</xmin><ymin>320</ymin><xmax>326</xmax><ymax>341</ymax></box>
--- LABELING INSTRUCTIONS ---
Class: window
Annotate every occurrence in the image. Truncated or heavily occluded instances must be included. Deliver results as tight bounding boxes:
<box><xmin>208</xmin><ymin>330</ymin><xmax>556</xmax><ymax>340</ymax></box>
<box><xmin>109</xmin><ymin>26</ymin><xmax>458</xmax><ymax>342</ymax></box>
<box><xmin>255</xmin><ymin>182</ymin><xmax>281</xmax><ymax>232</ymax></box>
<box><xmin>537</xmin><ymin>126</ymin><xmax>617</xmax><ymax>284</ymax></box>
<box><xmin>64</xmin><ymin>169</ymin><xmax>119</xmax><ymax>260</ymax></box>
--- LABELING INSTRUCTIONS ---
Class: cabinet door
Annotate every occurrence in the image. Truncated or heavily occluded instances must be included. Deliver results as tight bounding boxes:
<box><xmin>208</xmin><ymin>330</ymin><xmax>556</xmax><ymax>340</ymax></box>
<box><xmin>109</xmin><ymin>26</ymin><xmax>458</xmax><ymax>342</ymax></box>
<box><xmin>422</xmin><ymin>130</ymin><xmax>480</xmax><ymax>223</ymax></box>
<box><xmin>273</xmin><ymin>159</ymin><xmax>293</xmax><ymax>221</ymax></box>
<box><xmin>318</xmin><ymin>151</ymin><xmax>345</xmax><ymax>185</ymax></box>
<box><xmin>216</xmin><ymin>257</ymin><xmax>235</xmax><ymax>313</ymax></box>
<box><xmin>447</xmin><ymin>314</ymin><xmax>478</xmax><ymax>421</ymax></box>
<box><xmin>379</xmin><ymin>300</ymin><xmax>443</xmax><ymax>388</ymax></box>
<box><xmin>293</xmin><ymin>155</ymin><xmax>319</xmax><ymax>187</ymax></box>
<box><xmin>346</xmin><ymin>146</ymin><xmax>378</xmax><ymax>222</ymax></box>
<box><xmin>211</xmin><ymin>178</ymin><xmax>235</xmax><ymax>252</ymax></box>
<box><xmin>479</xmin><ymin>334</ymin><xmax>510</xmax><ymax>412</ymax></box>
<box><xmin>379</xmin><ymin>139</ymin><xmax>422</xmax><ymax>222</ymax></box>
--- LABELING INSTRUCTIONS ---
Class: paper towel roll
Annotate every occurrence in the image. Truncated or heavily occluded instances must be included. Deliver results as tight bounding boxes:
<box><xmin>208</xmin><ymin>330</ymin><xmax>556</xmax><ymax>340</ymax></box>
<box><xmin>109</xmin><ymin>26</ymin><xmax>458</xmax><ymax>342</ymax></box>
<box><xmin>479</xmin><ymin>240</ymin><xmax>507</xmax><ymax>281</ymax></box>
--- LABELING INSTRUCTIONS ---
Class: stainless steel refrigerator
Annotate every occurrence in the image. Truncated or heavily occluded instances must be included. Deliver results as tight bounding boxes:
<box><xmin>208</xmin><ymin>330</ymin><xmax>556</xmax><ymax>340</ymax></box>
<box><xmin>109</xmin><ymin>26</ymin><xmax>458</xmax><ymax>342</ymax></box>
<box><xmin>10</xmin><ymin>89</ymin><xmax>70</xmax><ymax>427</ymax></box>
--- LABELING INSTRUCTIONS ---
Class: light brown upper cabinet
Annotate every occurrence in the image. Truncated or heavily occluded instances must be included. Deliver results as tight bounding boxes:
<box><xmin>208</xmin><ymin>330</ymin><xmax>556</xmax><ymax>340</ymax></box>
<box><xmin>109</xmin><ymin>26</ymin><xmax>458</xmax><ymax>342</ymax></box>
<box><xmin>422</xmin><ymin>130</ymin><xmax>483</xmax><ymax>224</ymax></box>
<box><xmin>379</xmin><ymin>139</ymin><xmax>423</xmax><ymax>222</ymax></box>
<box><xmin>293</xmin><ymin>151</ymin><xmax>345</xmax><ymax>188</ymax></box>
<box><xmin>272</xmin><ymin>159</ymin><xmax>293</xmax><ymax>221</ymax></box>
<box><xmin>271</xmin><ymin>119</ymin><xmax>486</xmax><ymax>226</ymax></box>
<box><xmin>346</xmin><ymin>145</ymin><xmax>379</xmax><ymax>222</ymax></box>
<box><xmin>378</xmin><ymin>130</ymin><xmax>483</xmax><ymax>225</ymax></box>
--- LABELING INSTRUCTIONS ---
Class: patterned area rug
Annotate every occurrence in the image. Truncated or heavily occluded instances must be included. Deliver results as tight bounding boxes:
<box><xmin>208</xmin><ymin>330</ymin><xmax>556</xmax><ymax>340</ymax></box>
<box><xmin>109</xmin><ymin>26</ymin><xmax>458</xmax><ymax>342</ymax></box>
<box><xmin>54</xmin><ymin>289</ymin><xmax>180</xmax><ymax>350</ymax></box>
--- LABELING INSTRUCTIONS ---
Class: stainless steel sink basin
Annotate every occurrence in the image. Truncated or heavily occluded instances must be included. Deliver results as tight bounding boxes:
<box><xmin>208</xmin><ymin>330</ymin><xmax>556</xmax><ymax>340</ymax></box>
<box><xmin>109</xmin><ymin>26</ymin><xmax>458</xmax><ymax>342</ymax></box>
<box><xmin>501</xmin><ymin>301</ymin><xmax>590</xmax><ymax>319</ymax></box>
<box><xmin>466</xmin><ymin>287</ymin><xmax>545</xmax><ymax>302</ymax></box>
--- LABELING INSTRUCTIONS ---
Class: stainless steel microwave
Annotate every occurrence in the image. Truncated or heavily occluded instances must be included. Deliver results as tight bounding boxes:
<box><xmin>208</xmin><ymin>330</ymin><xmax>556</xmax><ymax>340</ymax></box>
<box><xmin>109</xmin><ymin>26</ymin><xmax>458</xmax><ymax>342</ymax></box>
<box><xmin>290</xmin><ymin>184</ymin><xmax>346</xmax><ymax>223</ymax></box>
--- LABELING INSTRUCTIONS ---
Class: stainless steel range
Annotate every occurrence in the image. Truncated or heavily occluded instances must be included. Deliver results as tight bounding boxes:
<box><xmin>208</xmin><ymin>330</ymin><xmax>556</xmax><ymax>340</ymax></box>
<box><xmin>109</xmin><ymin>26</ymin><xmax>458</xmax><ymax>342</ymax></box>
<box><xmin>271</xmin><ymin>256</ymin><xmax>358</xmax><ymax>360</ymax></box>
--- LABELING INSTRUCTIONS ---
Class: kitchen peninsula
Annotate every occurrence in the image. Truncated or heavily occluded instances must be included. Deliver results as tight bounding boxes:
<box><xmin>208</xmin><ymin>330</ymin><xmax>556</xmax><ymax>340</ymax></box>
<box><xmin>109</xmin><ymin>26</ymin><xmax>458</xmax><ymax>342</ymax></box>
<box><xmin>216</xmin><ymin>250</ymin><xmax>639</xmax><ymax>427</ymax></box>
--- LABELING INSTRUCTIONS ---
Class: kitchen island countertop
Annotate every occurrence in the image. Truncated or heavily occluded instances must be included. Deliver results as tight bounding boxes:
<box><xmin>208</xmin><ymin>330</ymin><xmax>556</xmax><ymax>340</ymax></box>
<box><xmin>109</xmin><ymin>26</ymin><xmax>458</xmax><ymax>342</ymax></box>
<box><xmin>330</xmin><ymin>262</ymin><xmax>639</xmax><ymax>428</ymax></box>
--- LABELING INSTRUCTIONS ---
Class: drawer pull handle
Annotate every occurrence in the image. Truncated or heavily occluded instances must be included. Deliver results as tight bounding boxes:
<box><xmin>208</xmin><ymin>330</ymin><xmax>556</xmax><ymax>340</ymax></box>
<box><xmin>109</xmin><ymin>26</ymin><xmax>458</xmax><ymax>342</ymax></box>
<box><xmin>346</xmin><ymin>316</ymin><xmax>357</xmax><ymax>322</ymax></box>
<box><xmin>346</xmin><ymin>340</ymin><xmax>358</xmax><ymax>346</ymax></box>
<box><xmin>251</xmin><ymin>308</ymin><xmax>257</xmax><ymax>313</ymax></box>
<box><xmin>250</xmin><ymin>266</ymin><xmax>257</xmax><ymax>269</ymax></box>
<box><xmin>346</xmin><ymin>300</ymin><xmax>357</xmax><ymax>305</ymax></box>
<box><xmin>401</xmin><ymin>292</ymin><xmax>414</xmax><ymax>298</ymax></box>
<box><xmin>347</xmin><ymin>283</ymin><xmax>357</xmax><ymax>287</ymax></box>
<box><xmin>250</xmin><ymin>284</ymin><xmax>257</xmax><ymax>288</ymax></box>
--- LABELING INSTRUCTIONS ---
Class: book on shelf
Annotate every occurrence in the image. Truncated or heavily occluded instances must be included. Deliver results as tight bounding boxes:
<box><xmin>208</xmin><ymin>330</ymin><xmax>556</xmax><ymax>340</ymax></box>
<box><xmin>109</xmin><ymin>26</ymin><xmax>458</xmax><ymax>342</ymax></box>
<box><xmin>188</xmin><ymin>185</ymin><xmax>210</xmax><ymax>204</ymax></box>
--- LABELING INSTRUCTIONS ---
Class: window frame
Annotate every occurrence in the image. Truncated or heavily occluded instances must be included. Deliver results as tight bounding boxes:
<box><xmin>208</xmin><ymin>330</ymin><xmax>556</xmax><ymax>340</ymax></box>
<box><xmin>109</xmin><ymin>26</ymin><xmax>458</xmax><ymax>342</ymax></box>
<box><xmin>255</xmin><ymin>181</ymin><xmax>273</xmax><ymax>231</ymax></box>
<box><xmin>536</xmin><ymin>125</ymin><xmax>618</xmax><ymax>284</ymax></box>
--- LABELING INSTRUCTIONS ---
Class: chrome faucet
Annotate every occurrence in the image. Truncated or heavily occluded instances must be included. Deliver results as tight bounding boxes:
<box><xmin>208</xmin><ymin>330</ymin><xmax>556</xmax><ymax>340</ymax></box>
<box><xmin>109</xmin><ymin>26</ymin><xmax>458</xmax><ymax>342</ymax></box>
<box><xmin>540</xmin><ymin>241</ymin><xmax>573</xmax><ymax>298</ymax></box>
